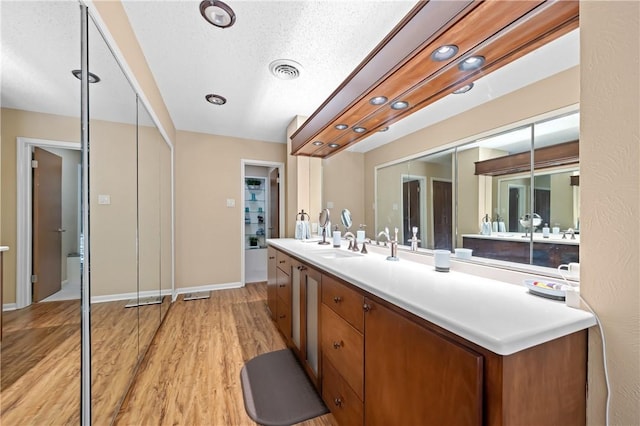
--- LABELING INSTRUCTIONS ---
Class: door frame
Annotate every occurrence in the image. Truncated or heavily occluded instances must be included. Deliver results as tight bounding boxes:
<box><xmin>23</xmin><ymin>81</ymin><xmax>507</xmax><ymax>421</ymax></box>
<box><xmin>400</xmin><ymin>174</ymin><xmax>427</xmax><ymax>248</ymax></box>
<box><xmin>240</xmin><ymin>159</ymin><xmax>285</xmax><ymax>286</ymax></box>
<box><xmin>16</xmin><ymin>137</ymin><xmax>81</xmax><ymax>309</ymax></box>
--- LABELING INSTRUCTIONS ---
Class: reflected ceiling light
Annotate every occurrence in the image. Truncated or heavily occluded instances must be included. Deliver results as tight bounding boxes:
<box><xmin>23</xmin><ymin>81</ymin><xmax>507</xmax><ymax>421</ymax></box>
<box><xmin>328</xmin><ymin>143</ymin><xmax>340</xmax><ymax>148</ymax></box>
<box><xmin>205</xmin><ymin>93</ymin><xmax>227</xmax><ymax>105</ymax></box>
<box><xmin>390</xmin><ymin>100</ymin><xmax>409</xmax><ymax>110</ymax></box>
<box><xmin>312</xmin><ymin>141</ymin><xmax>324</xmax><ymax>146</ymax></box>
<box><xmin>453</xmin><ymin>83</ymin><xmax>474</xmax><ymax>94</ymax></box>
<box><xmin>335</xmin><ymin>124</ymin><xmax>349</xmax><ymax>130</ymax></box>
<box><xmin>71</xmin><ymin>69</ymin><xmax>100</xmax><ymax>83</ymax></box>
<box><xmin>353</xmin><ymin>126</ymin><xmax>367</xmax><ymax>133</ymax></box>
<box><xmin>200</xmin><ymin>0</ymin><xmax>236</xmax><ymax>29</ymax></box>
<box><xmin>379</xmin><ymin>126</ymin><xmax>389</xmax><ymax>132</ymax></box>
<box><xmin>369</xmin><ymin>96</ymin><xmax>388</xmax><ymax>105</ymax></box>
<box><xmin>430</xmin><ymin>44</ymin><xmax>459</xmax><ymax>61</ymax></box>
<box><xmin>458</xmin><ymin>55</ymin><xmax>485</xmax><ymax>71</ymax></box>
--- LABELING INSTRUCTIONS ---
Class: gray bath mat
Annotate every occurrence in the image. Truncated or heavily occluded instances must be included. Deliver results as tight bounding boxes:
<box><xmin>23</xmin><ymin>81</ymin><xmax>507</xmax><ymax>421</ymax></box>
<box><xmin>240</xmin><ymin>349</ymin><xmax>328</xmax><ymax>426</ymax></box>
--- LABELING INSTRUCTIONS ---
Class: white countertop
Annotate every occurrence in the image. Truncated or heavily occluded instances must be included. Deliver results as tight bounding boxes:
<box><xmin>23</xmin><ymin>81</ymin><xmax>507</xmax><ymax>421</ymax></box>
<box><xmin>463</xmin><ymin>232</ymin><xmax>580</xmax><ymax>245</ymax></box>
<box><xmin>0</xmin><ymin>246</ymin><xmax>8</xmax><ymax>252</ymax></box>
<box><xmin>268</xmin><ymin>238</ymin><xmax>595</xmax><ymax>356</ymax></box>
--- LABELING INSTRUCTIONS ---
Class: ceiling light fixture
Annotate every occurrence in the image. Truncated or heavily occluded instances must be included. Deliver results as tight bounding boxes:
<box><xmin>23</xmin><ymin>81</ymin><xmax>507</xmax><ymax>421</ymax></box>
<box><xmin>205</xmin><ymin>93</ymin><xmax>227</xmax><ymax>105</ymax></box>
<box><xmin>312</xmin><ymin>141</ymin><xmax>324</xmax><ymax>146</ymax></box>
<box><xmin>269</xmin><ymin>59</ymin><xmax>302</xmax><ymax>80</ymax></box>
<box><xmin>369</xmin><ymin>96</ymin><xmax>388</xmax><ymax>105</ymax></box>
<box><xmin>328</xmin><ymin>143</ymin><xmax>340</xmax><ymax>148</ymax></box>
<box><xmin>335</xmin><ymin>124</ymin><xmax>348</xmax><ymax>130</ymax></box>
<box><xmin>379</xmin><ymin>127</ymin><xmax>389</xmax><ymax>132</ymax></box>
<box><xmin>71</xmin><ymin>69</ymin><xmax>100</xmax><ymax>83</ymax></box>
<box><xmin>200</xmin><ymin>0</ymin><xmax>236</xmax><ymax>28</ymax></box>
<box><xmin>458</xmin><ymin>55</ymin><xmax>485</xmax><ymax>71</ymax></box>
<box><xmin>453</xmin><ymin>83</ymin><xmax>474</xmax><ymax>94</ymax></box>
<box><xmin>353</xmin><ymin>126</ymin><xmax>367</xmax><ymax>133</ymax></box>
<box><xmin>430</xmin><ymin>44</ymin><xmax>459</xmax><ymax>61</ymax></box>
<box><xmin>391</xmin><ymin>101</ymin><xmax>409</xmax><ymax>110</ymax></box>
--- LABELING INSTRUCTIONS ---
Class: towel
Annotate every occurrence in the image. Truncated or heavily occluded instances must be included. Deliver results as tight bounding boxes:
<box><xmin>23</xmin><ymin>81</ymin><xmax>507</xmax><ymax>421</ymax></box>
<box><xmin>295</xmin><ymin>220</ymin><xmax>303</xmax><ymax>239</ymax></box>
<box><xmin>302</xmin><ymin>221</ymin><xmax>311</xmax><ymax>239</ymax></box>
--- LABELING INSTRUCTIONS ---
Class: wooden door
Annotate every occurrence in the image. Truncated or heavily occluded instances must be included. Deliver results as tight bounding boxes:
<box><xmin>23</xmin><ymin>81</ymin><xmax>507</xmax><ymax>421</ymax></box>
<box><xmin>509</xmin><ymin>187</ymin><xmax>520</xmax><ymax>231</ymax></box>
<box><xmin>402</xmin><ymin>180</ymin><xmax>420</xmax><ymax>245</ymax></box>
<box><xmin>534</xmin><ymin>188</ymin><xmax>551</xmax><ymax>229</ymax></box>
<box><xmin>364</xmin><ymin>298</ymin><xmax>483</xmax><ymax>426</ymax></box>
<box><xmin>269</xmin><ymin>168</ymin><xmax>279</xmax><ymax>239</ymax></box>
<box><xmin>432</xmin><ymin>180</ymin><xmax>452</xmax><ymax>250</ymax></box>
<box><xmin>32</xmin><ymin>147</ymin><xmax>63</xmax><ymax>302</ymax></box>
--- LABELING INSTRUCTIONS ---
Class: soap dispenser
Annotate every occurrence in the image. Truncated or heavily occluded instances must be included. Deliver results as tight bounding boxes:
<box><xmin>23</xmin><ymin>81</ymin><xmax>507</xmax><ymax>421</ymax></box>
<box><xmin>332</xmin><ymin>225</ymin><xmax>341</xmax><ymax>248</ymax></box>
<box><xmin>542</xmin><ymin>223</ymin><xmax>550</xmax><ymax>238</ymax></box>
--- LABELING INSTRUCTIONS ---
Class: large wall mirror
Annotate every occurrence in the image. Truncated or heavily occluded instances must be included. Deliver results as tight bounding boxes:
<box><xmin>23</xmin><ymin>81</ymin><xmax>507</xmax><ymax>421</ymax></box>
<box><xmin>375</xmin><ymin>110</ymin><xmax>579</xmax><ymax>270</ymax></box>
<box><xmin>1</xmin><ymin>2</ymin><xmax>172</xmax><ymax>423</ymax></box>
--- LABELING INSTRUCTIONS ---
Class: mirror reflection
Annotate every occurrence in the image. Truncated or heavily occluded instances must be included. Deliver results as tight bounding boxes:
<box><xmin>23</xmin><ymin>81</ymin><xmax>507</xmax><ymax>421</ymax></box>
<box><xmin>375</xmin><ymin>111</ymin><xmax>579</xmax><ymax>269</ymax></box>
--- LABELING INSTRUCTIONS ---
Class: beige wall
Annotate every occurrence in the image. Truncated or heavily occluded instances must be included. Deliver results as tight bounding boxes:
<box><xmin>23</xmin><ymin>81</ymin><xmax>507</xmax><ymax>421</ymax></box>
<box><xmin>1</xmin><ymin>108</ymin><xmax>81</xmax><ymax>304</ymax></box>
<box><xmin>322</xmin><ymin>151</ymin><xmax>365</xmax><ymax>236</ymax></box>
<box><xmin>549</xmin><ymin>171</ymin><xmax>574</xmax><ymax>229</ymax></box>
<box><xmin>174</xmin><ymin>130</ymin><xmax>285</xmax><ymax>288</ymax></box>
<box><xmin>581</xmin><ymin>2</ymin><xmax>639</xmax><ymax>424</ymax></box>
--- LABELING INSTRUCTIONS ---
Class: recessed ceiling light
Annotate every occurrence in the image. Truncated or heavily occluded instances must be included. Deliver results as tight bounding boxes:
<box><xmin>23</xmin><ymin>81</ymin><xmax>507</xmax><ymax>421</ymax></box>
<box><xmin>269</xmin><ymin>59</ymin><xmax>302</xmax><ymax>80</ymax></box>
<box><xmin>453</xmin><ymin>83</ymin><xmax>474</xmax><ymax>94</ymax></box>
<box><xmin>391</xmin><ymin>101</ymin><xmax>409</xmax><ymax>110</ymax></box>
<box><xmin>71</xmin><ymin>69</ymin><xmax>100</xmax><ymax>83</ymax></box>
<box><xmin>205</xmin><ymin>93</ymin><xmax>227</xmax><ymax>105</ymax></box>
<box><xmin>369</xmin><ymin>96</ymin><xmax>388</xmax><ymax>105</ymax></box>
<box><xmin>353</xmin><ymin>126</ymin><xmax>367</xmax><ymax>133</ymax></box>
<box><xmin>379</xmin><ymin>127</ymin><xmax>389</xmax><ymax>132</ymax></box>
<box><xmin>328</xmin><ymin>143</ymin><xmax>340</xmax><ymax>148</ymax></box>
<box><xmin>335</xmin><ymin>124</ymin><xmax>348</xmax><ymax>130</ymax></box>
<box><xmin>200</xmin><ymin>0</ymin><xmax>236</xmax><ymax>29</ymax></box>
<box><xmin>312</xmin><ymin>141</ymin><xmax>324</xmax><ymax>146</ymax></box>
<box><xmin>458</xmin><ymin>55</ymin><xmax>485</xmax><ymax>71</ymax></box>
<box><xmin>431</xmin><ymin>44</ymin><xmax>459</xmax><ymax>61</ymax></box>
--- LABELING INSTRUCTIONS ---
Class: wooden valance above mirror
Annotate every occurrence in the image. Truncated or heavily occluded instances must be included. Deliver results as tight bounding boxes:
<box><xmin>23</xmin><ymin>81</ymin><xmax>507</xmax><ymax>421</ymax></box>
<box><xmin>474</xmin><ymin>140</ymin><xmax>579</xmax><ymax>176</ymax></box>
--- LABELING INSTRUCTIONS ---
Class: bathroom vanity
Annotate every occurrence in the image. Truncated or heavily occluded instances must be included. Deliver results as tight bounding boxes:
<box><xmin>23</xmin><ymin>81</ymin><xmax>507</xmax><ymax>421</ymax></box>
<box><xmin>267</xmin><ymin>238</ymin><xmax>594</xmax><ymax>426</ymax></box>
<box><xmin>463</xmin><ymin>233</ymin><xmax>579</xmax><ymax>267</ymax></box>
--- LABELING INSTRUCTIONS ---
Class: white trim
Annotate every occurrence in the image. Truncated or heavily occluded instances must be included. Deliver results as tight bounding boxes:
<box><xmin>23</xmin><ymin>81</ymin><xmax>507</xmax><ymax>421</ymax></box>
<box><xmin>240</xmin><ymin>160</ymin><xmax>285</xmax><ymax>286</ymax></box>
<box><xmin>16</xmin><ymin>137</ymin><xmax>81</xmax><ymax>309</ymax></box>
<box><xmin>174</xmin><ymin>282</ymin><xmax>243</xmax><ymax>296</ymax></box>
<box><xmin>91</xmin><ymin>288</ymin><xmax>173</xmax><ymax>304</ymax></box>
<box><xmin>3</xmin><ymin>303</ymin><xmax>18</xmax><ymax>312</ymax></box>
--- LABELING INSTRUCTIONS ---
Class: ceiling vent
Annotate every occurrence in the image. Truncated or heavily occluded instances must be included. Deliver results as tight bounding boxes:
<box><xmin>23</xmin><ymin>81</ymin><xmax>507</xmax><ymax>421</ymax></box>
<box><xmin>269</xmin><ymin>59</ymin><xmax>302</xmax><ymax>80</ymax></box>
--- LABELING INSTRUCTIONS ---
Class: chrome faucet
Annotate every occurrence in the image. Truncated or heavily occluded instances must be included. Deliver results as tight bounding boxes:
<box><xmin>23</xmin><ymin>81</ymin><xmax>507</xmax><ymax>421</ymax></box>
<box><xmin>408</xmin><ymin>226</ymin><xmax>420</xmax><ymax>251</ymax></box>
<box><xmin>387</xmin><ymin>227</ymin><xmax>399</xmax><ymax>261</ymax></box>
<box><xmin>562</xmin><ymin>228</ymin><xmax>576</xmax><ymax>240</ymax></box>
<box><xmin>376</xmin><ymin>227</ymin><xmax>390</xmax><ymax>247</ymax></box>
<box><xmin>343</xmin><ymin>231</ymin><xmax>358</xmax><ymax>251</ymax></box>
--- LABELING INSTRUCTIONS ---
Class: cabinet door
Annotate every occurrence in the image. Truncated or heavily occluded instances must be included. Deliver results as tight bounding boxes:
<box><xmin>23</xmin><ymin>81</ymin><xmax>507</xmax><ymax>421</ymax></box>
<box><xmin>267</xmin><ymin>247</ymin><xmax>277</xmax><ymax>320</ymax></box>
<box><xmin>303</xmin><ymin>266</ymin><xmax>321</xmax><ymax>381</ymax></box>
<box><xmin>291</xmin><ymin>260</ymin><xmax>302</xmax><ymax>350</ymax></box>
<box><xmin>276</xmin><ymin>268</ymin><xmax>292</xmax><ymax>343</ymax></box>
<box><xmin>364</xmin><ymin>298</ymin><xmax>483</xmax><ymax>426</ymax></box>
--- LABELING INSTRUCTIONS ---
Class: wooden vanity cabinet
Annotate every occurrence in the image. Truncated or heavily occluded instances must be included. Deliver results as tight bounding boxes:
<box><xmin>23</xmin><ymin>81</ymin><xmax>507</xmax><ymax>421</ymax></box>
<box><xmin>364</xmin><ymin>297</ymin><xmax>483</xmax><ymax>426</ymax></box>
<box><xmin>266</xmin><ymin>247</ymin><xmax>277</xmax><ymax>320</ymax></box>
<box><xmin>274</xmin><ymin>250</ymin><xmax>292</xmax><ymax>344</ymax></box>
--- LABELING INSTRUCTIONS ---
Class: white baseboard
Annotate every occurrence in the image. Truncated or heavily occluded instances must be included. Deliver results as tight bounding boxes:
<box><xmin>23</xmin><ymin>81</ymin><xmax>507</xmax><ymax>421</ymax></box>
<box><xmin>3</xmin><ymin>303</ymin><xmax>17</xmax><ymax>312</ymax></box>
<box><xmin>91</xmin><ymin>288</ymin><xmax>173</xmax><ymax>304</ymax></box>
<box><xmin>174</xmin><ymin>282</ymin><xmax>243</xmax><ymax>300</ymax></box>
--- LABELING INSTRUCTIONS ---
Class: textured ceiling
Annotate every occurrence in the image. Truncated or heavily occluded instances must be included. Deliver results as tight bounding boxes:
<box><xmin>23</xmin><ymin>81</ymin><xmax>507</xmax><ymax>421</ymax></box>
<box><xmin>1</xmin><ymin>1</ymin><xmax>579</xmax><ymax>152</ymax></box>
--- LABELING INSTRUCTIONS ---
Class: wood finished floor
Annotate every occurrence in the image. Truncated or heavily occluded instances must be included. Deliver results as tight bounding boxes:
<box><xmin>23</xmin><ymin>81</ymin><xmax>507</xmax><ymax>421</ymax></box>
<box><xmin>115</xmin><ymin>283</ymin><xmax>336</xmax><ymax>425</ymax></box>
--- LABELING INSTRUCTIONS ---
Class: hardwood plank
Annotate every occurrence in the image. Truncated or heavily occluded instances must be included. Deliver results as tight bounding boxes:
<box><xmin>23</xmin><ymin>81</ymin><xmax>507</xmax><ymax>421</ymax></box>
<box><xmin>115</xmin><ymin>283</ymin><xmax>334</xmax><ymax>425</ymax></box>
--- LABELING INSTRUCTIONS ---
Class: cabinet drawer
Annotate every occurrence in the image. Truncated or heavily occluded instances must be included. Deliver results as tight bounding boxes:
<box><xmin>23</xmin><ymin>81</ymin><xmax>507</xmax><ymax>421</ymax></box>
<box><xmin>276</xmin><ymin>268</ymin><xmax>291</xmax><ymax>306</ymax></box>
<box><xmin>276</xmin><ymin>250</ymin><xmax>291</xmax><ymax>274</ymax></box>
<box><xmin>321</xmin><ymin>304</ymin><xmax>363</xmax><ymax>399</ymax></box>
<box><xmin>322</xmin><ymin>356</ymin><xmax>363</xmax><ymax>426</ymax></box>
<box><xmin>322</xmin><ymin>274</ymin><xmax>364</xmax><ymax>333</ymax></box>
<box><xmin>276</xmin><ymin>296</ymin><xmax>291</xmax><ymax>341</ymax></box>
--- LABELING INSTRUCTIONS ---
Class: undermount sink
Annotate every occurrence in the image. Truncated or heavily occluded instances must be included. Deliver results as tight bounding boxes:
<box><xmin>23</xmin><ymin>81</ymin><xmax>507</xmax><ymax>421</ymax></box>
<box><xmin>320</xmin><ymin>250</ymin><xmax>362</xmax><ymax>259</ymax></box>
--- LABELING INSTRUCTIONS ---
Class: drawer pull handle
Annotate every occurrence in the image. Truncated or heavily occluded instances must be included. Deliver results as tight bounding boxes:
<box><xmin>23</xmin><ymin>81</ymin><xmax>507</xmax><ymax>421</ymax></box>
<box><xmin>363</xmin><ymin>303</ymin><xmax>371</xmax><ymax>312</ymax></box>
<box><xmin>279</xmin><ymin>284</ymin><xmax>286</xmax><ymax>288</ymax></box>
<box><xmin>332</xmin><ymin>341</ymin><xmax>343</xmax><ymax>349</ymax></box>
<box><xmin>269</xmin><ymin>256</ymin><xmax>275</xmax><ymax>260</ymax></box>
<box><xmin>333</xmin><ymin>296</ymin><xmax>342</xmax><ymax>303</ymax></box>
<box><xmin>279</xmin><ymin>314</ymin><xmax>286</xmax><ymax>319</ymax></box>
<box><xmin>334</xmin><ymin>397</ymin><xmax>343</xmax><ymax>407</ymax></box>
<box><xmin>279</xmin><ymin>260</ymin><xmax>285</xmax><ymax>264</ymax></box>
<box><xmin>298</xmin><ymin>265</ymin><xmax>307</xmax><ymax>271</ymax></box>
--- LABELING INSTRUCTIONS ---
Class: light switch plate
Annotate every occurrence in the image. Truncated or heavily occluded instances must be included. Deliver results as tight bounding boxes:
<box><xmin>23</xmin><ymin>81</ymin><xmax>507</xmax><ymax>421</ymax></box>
<box><xmin>226</xmin><ymin>198</ymin><xmax>235</xmax><ymax>207</ymax></box>
<box><xmin>98</xmin><ymin>194</ymin><xmax>111</xmax><ymax>205</ymax></box>
<box><xmin>326</xmin><ymin>201</ymin><xmax>334</xmax><ymax>209</ymax></box>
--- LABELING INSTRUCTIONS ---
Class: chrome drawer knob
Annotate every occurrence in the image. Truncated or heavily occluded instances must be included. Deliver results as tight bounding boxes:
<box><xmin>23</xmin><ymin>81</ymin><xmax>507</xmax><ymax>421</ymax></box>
<box><xmin>334</xmin><ymin>397</ymin><xmax>343</xmax><ymax>407</ymax></box>
<box><xmin>332</xmin><ymin>341</ymin><xmax>342</xmax><ymax>349</ymax></box>
<box><xmin>333</xmin><ymin>296</ymin><xmax>342</xmax><ymax>303</ymax></box>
